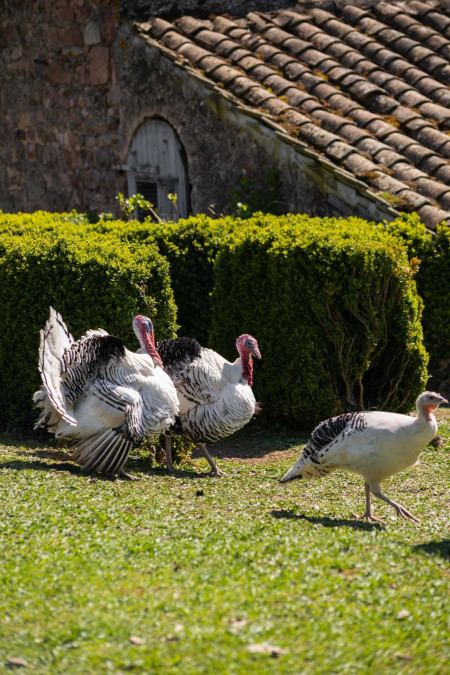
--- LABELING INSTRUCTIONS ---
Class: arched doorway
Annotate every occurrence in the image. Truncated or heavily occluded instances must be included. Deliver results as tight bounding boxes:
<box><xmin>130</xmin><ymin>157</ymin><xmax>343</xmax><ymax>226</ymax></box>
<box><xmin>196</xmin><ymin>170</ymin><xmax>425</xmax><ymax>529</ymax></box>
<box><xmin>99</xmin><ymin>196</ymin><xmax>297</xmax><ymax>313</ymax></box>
<box><xmin>126</xmin><ymin>119</ymin><xmax>189</xmax><ymax>221</ymax></box>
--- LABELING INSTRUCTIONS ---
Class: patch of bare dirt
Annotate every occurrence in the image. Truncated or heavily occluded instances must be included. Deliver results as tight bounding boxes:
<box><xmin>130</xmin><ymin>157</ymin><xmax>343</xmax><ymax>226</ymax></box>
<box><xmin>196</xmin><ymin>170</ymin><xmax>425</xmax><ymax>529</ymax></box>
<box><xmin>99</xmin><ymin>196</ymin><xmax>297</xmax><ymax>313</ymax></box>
<box><xmin>192</xmin><ymin>427</ymin><xmax>303</xmax><ymax>465</ymax></box>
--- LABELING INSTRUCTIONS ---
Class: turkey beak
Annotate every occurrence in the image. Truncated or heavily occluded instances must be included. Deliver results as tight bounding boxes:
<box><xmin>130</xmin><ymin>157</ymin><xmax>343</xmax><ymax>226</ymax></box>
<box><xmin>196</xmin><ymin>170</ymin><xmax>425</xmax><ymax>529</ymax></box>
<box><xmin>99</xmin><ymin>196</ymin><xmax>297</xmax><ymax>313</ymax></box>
<box><xmin>438</xmin><ymin>396</ymin><xmax>448</xmax><ymax>405</ymax></box>
<box><xmin>250</xmin><ymin>344</ymin><xmax>261</xmax><ymax>360</ymax></box>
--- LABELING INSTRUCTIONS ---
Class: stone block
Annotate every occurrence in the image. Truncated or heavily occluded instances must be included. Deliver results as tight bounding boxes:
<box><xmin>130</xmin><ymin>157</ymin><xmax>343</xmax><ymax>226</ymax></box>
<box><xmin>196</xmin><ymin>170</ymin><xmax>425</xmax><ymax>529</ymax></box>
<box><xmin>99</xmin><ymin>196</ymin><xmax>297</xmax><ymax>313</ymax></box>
<box><xmin>102</xmin><ymin>7</ymin><xmax>119</xmax><ymax>44</ymax></box>
<box><xmin>84</xmin><ymin>20</ymin><xmax>101</xmax><ymax>46</ymax></box>
<box><xmin>48</xmin><ymin>61</ymin><xmax>71</xmax><ymax>84</ymax></box>
<box><xmin>89</xmin><ymin>45</ymin><xmax>110</xmax><ymax>85</ymax></box>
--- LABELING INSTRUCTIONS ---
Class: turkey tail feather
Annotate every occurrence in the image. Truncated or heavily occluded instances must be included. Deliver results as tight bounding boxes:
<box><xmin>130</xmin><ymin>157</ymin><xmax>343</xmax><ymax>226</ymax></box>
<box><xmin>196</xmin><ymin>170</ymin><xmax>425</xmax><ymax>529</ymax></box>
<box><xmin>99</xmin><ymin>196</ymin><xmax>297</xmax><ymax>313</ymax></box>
<box><xmin>38</xmin><ymin>308</ymin><xmax>77</xmax><ymax>425</ymax></box>
<box><xmin>70</xmin><ymin>429</ymin><xmax>133</xmax><ymax>476</ymax></box>
<box><xmin>279</xmin><ymin>455</ymin><xmax>310</xmax><ymax>483</ymax></box>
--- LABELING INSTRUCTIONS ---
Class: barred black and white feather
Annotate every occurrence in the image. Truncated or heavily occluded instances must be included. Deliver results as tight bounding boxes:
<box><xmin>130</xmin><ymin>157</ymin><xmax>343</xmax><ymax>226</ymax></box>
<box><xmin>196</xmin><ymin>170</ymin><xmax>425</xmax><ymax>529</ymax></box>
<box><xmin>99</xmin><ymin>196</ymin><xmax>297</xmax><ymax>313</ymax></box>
<box><xmin>280</xmin><ymin>412</ymin><xmax>367</xmax><ymax>481</ymax></box>
<box><xmin>280</xmin><ymin>392</ymin><xmax>448</xmax><ymax>523</ymax></box>
<box><xmin>157</xmin><ymin>336</ymin><xmax>202</xmax><ymax>367</ymax></box>
<box><xmin>33</xmin><ymin>308</ymin><xmax>179</xmax><ymax>478</ymax></box>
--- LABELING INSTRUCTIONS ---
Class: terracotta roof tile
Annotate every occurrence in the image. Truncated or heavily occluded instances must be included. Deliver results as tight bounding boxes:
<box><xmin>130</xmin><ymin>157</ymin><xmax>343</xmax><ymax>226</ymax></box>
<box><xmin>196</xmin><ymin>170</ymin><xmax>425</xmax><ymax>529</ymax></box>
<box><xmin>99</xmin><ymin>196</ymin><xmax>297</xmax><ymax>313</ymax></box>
<box><xmin>176</xmin><ymin>41</ymin><xmax>210</xmax><ymax>63</ymax></box>
<box><xmin>196</xmin><ymin>54</ymin><xmax>226</xmax><ymax>75</ymax></box>
<box><xmin>340</xmin><ymin>6</ymin><xmax>372</xmax><ymax>24</ymax></box>
<box><xmin>341</xmin><ymin>125</ymin><xmax>373</xmax><ymax>145</ymax></box>
<box><xmin>429</xmin><ymin>163</ymin><xmax>450</xmax><ymax>184</ymax></box>
<box><xmin>341</xmin><ymin>152</ymin><xmax>378</xmax><ymax>177</ymax></box>
<box><xmin>415</xmin><ymin>179</ymin><xmax>450</xmax><ymax>203</ymax></box>
<box><xmin>141</xmin><ymin>1</ymin><xmax>450</xmax><ymax>230</ymax></box>
<box><xmin>263</xmin><ymin>97</ymin><xmax>292</xmax><ymax>116</ymax></box>
<box><xmin>162</xmin><ymin>30</ymin><xmax>192</xmax><ymax>52</ymax></box>
<box><xmin>204</xmin><ymin>38</ymin><xmax>232</xmax><ymax>57</ymax></box>
<box><xmin>417</xmin><ymin>205</ymin><xmax>450</xmax><ymax>228</ymax></box>
<box><xmin>149</xmin><ymin>17</ymin><xmax>174</xmax><ymax>39</ymax></box>
<box><xmin>175</xmin><ymin>16</ymin><xmax>205</xmax><ymax>37</ymax></box>
<box><xmin>213</xmin><ymin>64</ymin><xmax>241</xmax><ymax>86</ymax></box>
<box><xmin>230</xmin><ymin>75</ymin><xmax>259</xmax><ymax>97</ymax></box>
<box><xmin>416</xmin><ymin>128</ymin><xmax>450</xmax><ymax>156</ymax></box>
<box><xmin>411</xmin><ymin>6</ymin><xmax>450</xmax><ymax>37</ymax></box>
<box><xmin>325</xmin><ymin>140</ymin><xmax>355</xmax><ymax>162</ymax></box>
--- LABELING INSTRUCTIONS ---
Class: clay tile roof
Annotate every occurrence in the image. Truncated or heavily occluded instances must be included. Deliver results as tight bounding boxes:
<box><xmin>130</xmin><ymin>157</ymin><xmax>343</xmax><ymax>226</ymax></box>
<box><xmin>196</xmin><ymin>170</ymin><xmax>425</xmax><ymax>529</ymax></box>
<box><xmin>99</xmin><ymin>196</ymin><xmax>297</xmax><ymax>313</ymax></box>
<box><xmin>136</xmin><ymin>0</ymin><xmax>450</xmax><ymax>230</ymax></box>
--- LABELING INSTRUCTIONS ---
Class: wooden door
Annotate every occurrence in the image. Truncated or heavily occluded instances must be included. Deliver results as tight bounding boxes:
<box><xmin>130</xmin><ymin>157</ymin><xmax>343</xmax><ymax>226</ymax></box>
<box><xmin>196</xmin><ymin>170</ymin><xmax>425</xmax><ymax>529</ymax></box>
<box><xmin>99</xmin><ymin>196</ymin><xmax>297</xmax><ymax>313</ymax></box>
<box><xmin>126</xmin><ymin>119</ymin><xmax>188</xmax><ymax>221</ymax></box>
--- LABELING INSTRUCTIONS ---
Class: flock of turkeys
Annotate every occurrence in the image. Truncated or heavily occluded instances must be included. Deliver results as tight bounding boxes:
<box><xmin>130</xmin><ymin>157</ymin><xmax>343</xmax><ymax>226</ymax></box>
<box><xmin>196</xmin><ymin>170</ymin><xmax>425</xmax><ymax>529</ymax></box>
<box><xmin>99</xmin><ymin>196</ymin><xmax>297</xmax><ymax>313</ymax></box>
<box><xmin>33</xmin><ymin>308</ymin><xmax>447</xmax><ymax>525</ymax></box>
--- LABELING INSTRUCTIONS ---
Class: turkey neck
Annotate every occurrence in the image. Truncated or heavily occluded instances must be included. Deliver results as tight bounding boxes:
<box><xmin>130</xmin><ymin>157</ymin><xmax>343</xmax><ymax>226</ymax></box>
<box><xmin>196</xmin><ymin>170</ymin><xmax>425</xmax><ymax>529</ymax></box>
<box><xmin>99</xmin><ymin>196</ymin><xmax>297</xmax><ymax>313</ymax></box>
<box><xmin>139</xmin><ymin>331</ymin><xmax>159</xmax><ymax>364</ymax></box>
<box><xmin>416</xmin><ymin>400</ymin><xmax>438</xmax><ymax>428</ymax></box>
<box><xmin>238</xmin><ymin>349</ymin><xmax>253</xmax><ymax>386</ymax></box>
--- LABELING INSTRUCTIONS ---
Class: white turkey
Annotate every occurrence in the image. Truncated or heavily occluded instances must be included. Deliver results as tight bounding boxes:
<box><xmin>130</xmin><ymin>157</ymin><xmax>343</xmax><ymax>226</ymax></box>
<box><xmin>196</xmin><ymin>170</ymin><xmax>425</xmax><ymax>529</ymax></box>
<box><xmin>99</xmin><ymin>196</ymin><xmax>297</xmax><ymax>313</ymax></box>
<box><xmin>33</xmin><ymin>307</ymin><xmax>179</xmax><ymax>479</ymax></box>
<box><xmin>156</xmin><ymin>334</ymin><xmax>261</xmax><ymax>475</ymax></box>
<box><xmin>280</xmin><ymin>392</ymin><xmax>448</xmax><ymax>524</ymax></box>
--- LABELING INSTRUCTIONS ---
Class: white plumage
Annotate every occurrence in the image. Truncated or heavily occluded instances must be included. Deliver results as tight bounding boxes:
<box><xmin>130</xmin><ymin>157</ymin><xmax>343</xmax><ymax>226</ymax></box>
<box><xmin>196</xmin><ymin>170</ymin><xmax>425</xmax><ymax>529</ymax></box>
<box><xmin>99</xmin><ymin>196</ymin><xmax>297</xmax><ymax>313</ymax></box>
<box><xmin>157</xmin><ymin>334</ymin><xmax>261</xmax><ymax>475</ymax></box>
<box><xmin>33</xmin><ymin>307</ymin><xmax>179</xmax><ymax>478</ymax></box>
<box><xmin>280</xmin><ymin>391</ymin><xmax>448</xmax><ymax>523</ymax></box>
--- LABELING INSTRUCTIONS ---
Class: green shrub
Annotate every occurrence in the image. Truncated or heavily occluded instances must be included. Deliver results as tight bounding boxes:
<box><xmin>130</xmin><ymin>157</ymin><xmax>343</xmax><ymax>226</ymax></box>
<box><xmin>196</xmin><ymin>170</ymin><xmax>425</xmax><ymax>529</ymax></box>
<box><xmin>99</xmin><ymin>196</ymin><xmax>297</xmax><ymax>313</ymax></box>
<box><xmin>0</xmin><ymin>211</ymin><xmax>430</xmax><ymax>430</ymax></box>
<box><xmin>0</xmin><ymin>228</ymin><xmax>177</xmax><ymax>430</ymax></box>
<box><xmin>210</xmin><ymin>215</ymin><xmax>428</xmax><ymax>426</ymax></box>
<box><xmin>379</xmin><ymin>213</ymin><xmax>450</xmax><ymax>369</ymax></box>
<box><xmin>0</xmin><ymin>210</ymin><xmax>91</xmax><ymax>235</ymax></box>
<box><xmin>89</xmin><ymin>215</ymin><xmax>247</xmax><ymax>343</ymax></box>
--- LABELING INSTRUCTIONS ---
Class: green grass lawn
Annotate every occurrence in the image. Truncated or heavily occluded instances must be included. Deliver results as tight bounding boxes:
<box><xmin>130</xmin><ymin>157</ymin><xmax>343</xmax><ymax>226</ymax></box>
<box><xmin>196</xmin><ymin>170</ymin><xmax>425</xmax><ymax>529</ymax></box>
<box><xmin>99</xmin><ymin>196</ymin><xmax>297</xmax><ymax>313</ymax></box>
<box><xmin>0</xmin><ymin>414</ymin><xmax>448</xmax><ymax>674</ymax></box>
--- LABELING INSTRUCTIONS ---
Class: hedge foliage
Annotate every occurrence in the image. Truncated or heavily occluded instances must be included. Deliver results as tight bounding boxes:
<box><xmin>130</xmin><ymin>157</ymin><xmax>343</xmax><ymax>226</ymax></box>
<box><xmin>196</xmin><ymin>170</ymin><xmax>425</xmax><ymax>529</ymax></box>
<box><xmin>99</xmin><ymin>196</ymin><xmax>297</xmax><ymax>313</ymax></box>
<box><xmin>0</xmin><ymin>220</ymin><xmax>177</xmax><ymax>430</ymax></box>
<box><xmin>379</xmin><ymin>214</ymin><xmax>450</xmax><ymax>369</ymax></box>
<box><xmin>208</xmin><ymin>215</ymin><xmax>428</xmax><ymax>426</ymax></box>
<box><xmin>90</xmin><ymin>215</ymin><xmax>239</xmax><ymax>343</ymax></box>
<box><xmin>80</xmin><ymin>212</ymin><xmax>431</xmax><ymax>422</ymax></box>
<box><xmin>0</xmin><ymin>210</ymin><xmax>433</xmax><ymax>429</ymax></box>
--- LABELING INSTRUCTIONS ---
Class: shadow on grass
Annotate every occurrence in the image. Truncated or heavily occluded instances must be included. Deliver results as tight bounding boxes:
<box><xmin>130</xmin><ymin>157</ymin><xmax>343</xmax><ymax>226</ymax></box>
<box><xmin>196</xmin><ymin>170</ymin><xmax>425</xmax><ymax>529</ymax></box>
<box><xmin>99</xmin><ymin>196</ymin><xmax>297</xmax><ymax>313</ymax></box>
<box><xmin>0</xmin><ymin>457</ymin><xmax>83</xmax><ymax>476</ymax></box>
<box><xmin>271</xmin><ymin>509</ymin><xmax>384</xmax><ymax>531</ymax></box>
<box><xmin>0</xmin><ymin>432</ymin><xmax>56</xmax><ymax>451</ymax></box>
<box><xmin>412</xmin><ymin>539</ymin><xmax>450</xmax><ymax>560</ymax></box>
<box><xmin>208</xmin><ymin>421</ymin><xmax>309</xmax><ymax>460</ymax></box>
<box><xmin>0</xmin><ymin>448</ymin><xmax>214</xmax><ymax>481</ymax></box>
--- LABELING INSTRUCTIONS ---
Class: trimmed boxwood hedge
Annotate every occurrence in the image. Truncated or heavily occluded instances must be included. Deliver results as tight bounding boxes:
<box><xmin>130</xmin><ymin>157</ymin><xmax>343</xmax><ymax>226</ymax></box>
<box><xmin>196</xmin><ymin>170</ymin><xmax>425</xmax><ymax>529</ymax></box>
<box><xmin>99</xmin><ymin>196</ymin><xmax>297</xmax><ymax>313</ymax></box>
<box><xmin>0</xmin><ymin>211</ymin><xmax>432</xmax><ymax>429</ymax></box>
<box><xmin>93</xmin><ymin>212</ymin><xmax>428</xmax><ymax>424</ymax></box>
<box><xmin>379</xmin><ymin>213</ymin><xmax>449</xmax><ymax>370</ymax></box>
<box><xmin>0</xmin><ymin>226</ymin><xmax>177</xmax><ymax>430</ymax></box>
<box><xmin>209</xmin><ymin>215</ymin><xmax>428</xmax><ymax>426</ymax></box>
<box><xmin>89</xmin><ymin>215</ymin><xmax>240</xmax><ymax>343</ymax></box>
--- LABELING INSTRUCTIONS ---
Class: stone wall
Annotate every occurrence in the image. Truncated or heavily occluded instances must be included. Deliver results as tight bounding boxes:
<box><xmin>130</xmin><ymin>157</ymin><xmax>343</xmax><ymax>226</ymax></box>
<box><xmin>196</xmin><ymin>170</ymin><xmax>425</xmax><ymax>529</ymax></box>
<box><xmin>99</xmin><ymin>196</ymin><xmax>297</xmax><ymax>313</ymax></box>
<box><xmin>0</xmin><ymin>0</ymin><xmax>124</xmax><ymax>214</ymax></box>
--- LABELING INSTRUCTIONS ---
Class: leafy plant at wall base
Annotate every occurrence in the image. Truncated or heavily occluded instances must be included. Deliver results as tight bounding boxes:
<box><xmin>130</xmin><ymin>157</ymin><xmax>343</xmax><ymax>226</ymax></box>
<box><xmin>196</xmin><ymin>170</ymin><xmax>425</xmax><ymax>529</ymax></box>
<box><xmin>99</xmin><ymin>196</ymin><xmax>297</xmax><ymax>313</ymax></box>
<box><xmin>116</xmin><ymin>193</ymin><xmax>161</xmax><ymax>222</ymax></box>
<box><xmin>229</xmin><ymin>169</ymin><xmax>284</xmax><ymax>218</ymax></box>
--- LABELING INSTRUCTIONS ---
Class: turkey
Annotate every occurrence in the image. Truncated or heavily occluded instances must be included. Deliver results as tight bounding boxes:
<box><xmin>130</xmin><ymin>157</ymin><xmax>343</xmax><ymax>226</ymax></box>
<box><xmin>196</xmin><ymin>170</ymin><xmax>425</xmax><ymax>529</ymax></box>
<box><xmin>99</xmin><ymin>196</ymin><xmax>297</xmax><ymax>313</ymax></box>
<box><xmin>33</xmin><ymin>307</ymin><xmax>179</xmax><ymax>479</ymax></box>
<box><xmin>156</xmin><ymin>334</ymin><xmax>261</xmax><ymax>476</ymax></box>
<box><xmin>280</xmin><ymin>392</ymin><xmax>448</xmax><ymax>524</ymax></box>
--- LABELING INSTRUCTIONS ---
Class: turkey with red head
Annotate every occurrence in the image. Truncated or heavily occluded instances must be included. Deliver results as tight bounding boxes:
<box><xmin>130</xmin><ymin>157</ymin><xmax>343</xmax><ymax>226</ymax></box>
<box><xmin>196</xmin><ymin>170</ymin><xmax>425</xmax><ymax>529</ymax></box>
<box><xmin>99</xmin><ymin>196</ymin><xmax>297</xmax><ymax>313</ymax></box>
<box><xmin>157</xmin><ymin>334</ymin><xmax>261</xmax><ymax>475</ymax></box>
<box><xmin>33</xmin><ymin>308</ymin><xmax>179</xmax><ymax>479</ymax></box>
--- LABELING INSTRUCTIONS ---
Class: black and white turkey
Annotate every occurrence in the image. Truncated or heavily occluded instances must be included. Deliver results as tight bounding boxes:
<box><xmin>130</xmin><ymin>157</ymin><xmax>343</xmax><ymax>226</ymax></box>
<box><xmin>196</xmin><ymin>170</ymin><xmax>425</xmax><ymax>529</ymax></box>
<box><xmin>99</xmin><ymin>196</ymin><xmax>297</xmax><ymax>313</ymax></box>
<box><xmin>157</xmin><ymin>334</ymin><xmax>261</xmax><ymax>475</ymax></box>
<box><xmin>33</xmin><ymin>307</ymin><xmax>179</xmax><ymax>479</ymax></box>
<box><xmin>280</xmin><ymin>392</ymin><xmax>448</xmax><ymax>523</ymax></box>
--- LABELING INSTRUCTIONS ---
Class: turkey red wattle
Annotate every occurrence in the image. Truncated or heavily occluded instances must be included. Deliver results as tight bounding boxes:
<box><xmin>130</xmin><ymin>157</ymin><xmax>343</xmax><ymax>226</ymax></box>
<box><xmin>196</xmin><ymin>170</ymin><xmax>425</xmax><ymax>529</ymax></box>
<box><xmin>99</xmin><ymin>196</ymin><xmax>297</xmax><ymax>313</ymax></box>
<box><xmin>135</xmin><ymin>316</ymin><xmax>163</xmax><ymax>367</ymax></box>
<box><xmin>236</xmin><ymin>334</ymin><xmax>261</xmax><ymax>387</ymax></box>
